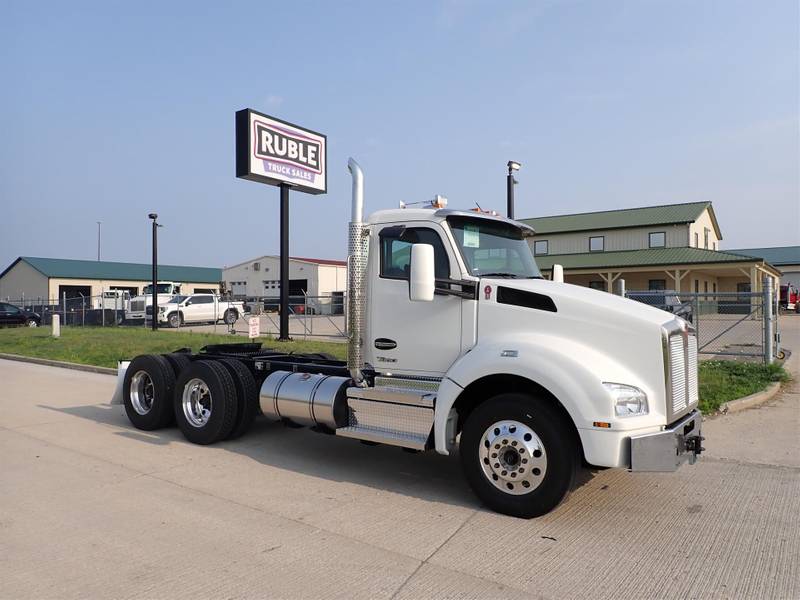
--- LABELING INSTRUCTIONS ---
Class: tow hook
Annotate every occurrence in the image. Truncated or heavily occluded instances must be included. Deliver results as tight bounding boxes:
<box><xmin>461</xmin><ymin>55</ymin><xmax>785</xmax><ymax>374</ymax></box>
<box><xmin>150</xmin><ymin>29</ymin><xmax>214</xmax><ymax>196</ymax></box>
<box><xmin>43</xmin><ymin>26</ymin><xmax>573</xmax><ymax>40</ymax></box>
<box><xmin>685</xmin><ymin>435</ymin><xmax>705</xmax><ymax>464</ymax></box>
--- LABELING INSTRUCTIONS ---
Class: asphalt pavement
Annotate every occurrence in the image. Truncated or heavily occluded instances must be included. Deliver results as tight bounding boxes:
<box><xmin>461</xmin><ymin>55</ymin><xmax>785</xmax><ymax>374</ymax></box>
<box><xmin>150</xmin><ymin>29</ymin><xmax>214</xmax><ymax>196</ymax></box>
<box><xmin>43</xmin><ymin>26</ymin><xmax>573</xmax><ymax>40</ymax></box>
<box><xmin>1</xmin><ymin>321</ymin><xmax>798</xmax><ymax>599</ymax></box>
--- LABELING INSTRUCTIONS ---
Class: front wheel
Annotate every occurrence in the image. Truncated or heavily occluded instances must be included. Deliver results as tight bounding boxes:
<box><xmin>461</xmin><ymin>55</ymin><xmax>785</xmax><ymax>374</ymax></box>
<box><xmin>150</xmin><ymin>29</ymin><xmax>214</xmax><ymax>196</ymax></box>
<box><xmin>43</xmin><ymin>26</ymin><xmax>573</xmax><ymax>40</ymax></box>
<box><xmin>167</xmin><ymin>312</ymin><xmax>182</xmax><ymax>328</ymax></box>
<box><xmin>223</xmin><ymin>309</ymin><xmax>238</xmax><ymax>325</ymax></box>
<box><xmin>460</xmin><ymin>393</ymin><xmax>577</xmax><ymax>518</ymax></box>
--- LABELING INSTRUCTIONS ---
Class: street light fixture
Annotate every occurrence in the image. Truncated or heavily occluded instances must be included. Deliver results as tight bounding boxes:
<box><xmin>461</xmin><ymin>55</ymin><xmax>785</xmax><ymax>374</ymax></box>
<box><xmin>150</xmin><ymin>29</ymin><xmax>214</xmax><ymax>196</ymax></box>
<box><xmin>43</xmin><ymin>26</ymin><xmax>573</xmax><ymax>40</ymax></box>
<box><xmin>148</xmin><ymin>213</ymin><xmax>160</xmax><ymax>331</ymax></box>
<box><xmin>507</xmin><ymin>160</ymin><xmax>521</xmax><ymax>219</ymax></box>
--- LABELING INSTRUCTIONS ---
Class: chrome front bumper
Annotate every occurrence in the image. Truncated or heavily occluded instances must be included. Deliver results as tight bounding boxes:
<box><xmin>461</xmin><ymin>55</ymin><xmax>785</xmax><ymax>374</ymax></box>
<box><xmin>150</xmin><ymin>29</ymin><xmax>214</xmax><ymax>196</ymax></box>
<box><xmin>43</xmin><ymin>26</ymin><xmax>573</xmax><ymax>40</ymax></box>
<box><xmin>630</xmin><ymin>409</ymin><xmax>703</xmax><ymax>472</ymax></box>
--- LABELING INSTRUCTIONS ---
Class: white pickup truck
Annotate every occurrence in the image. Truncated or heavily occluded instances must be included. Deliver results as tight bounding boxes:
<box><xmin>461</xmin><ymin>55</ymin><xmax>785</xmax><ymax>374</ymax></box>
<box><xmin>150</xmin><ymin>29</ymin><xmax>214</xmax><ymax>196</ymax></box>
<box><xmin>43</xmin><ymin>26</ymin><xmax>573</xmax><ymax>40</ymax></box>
<box><xmin>151</xmin><ymin>293</ymin><xmax>245</xmax><ymax>328</ymax></box>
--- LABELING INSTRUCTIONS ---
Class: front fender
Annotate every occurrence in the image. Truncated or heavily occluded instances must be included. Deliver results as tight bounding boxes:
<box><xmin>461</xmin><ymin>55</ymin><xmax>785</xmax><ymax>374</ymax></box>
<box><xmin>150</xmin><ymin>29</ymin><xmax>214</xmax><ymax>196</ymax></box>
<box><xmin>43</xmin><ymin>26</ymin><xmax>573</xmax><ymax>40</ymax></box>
<box><xmin>434</xmin><ymin>334</ymin><xmax>663</xmax><ymax>455</ymax></box>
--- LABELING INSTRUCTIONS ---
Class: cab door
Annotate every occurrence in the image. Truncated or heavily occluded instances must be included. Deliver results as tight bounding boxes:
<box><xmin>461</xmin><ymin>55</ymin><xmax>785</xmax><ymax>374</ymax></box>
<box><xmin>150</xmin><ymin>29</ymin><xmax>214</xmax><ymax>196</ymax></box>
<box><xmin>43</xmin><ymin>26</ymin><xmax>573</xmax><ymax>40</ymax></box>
<box><xmin>367</xmin><ymin>223</ymin><xmax>464</xmax><ymax>377</ymax></box>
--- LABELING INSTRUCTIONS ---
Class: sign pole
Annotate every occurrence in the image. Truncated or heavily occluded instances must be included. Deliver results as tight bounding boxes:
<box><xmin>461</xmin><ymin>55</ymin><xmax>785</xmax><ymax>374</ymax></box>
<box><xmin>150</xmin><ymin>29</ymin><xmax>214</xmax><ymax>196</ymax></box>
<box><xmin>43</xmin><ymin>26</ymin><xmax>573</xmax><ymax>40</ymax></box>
<box><xmin>279</xmin><ymin>183</ymin><xmax>291</xmax><ymax>341</ymax></box>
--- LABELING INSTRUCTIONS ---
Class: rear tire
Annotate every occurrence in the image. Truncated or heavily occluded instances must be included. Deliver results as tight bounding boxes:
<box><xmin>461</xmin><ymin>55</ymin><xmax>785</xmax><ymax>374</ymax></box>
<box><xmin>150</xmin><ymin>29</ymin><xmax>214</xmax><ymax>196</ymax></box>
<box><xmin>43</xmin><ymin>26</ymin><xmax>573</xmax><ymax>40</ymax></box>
<box><xmin>26</xmin><ymin>319</ymin><xmax>38</xmax><ymax>328</ymax></box>
<box><xmin>123</xmin><ymin>354</ymin><xmax>176</xmax><ymax>430</ymax></box>
<box><xmin>162</xmin><ymin>353</ymin><xmax>191</xmax><ymax>377</ymax></box>
<box><xmin>174</xmin><ymin>361</ymin><xmax>238</xmax><ymax>445</ymax></box>
<box><xmin>460</xmin><ymin>393</ymin><xmax>577</xmax><ymax>518</ymax></box>
<box><xmin>218</xmin><ymin>359</ymin><xmax>259</xmax><ymax>439</ymax></box>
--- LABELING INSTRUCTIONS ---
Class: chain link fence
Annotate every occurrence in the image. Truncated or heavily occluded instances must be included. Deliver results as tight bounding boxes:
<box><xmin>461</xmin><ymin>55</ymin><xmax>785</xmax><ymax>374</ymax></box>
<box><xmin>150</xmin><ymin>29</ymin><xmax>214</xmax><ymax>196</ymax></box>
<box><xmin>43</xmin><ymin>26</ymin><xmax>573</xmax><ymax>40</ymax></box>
<box><xmin>626</xmin><ymin>285</ymin><xmax>779</xmax><ymax>363</ymax></box>
<box><xmin>3</xmin><ymin>292</ymin><xmax>348</xmax><ymax>341</ymax></box>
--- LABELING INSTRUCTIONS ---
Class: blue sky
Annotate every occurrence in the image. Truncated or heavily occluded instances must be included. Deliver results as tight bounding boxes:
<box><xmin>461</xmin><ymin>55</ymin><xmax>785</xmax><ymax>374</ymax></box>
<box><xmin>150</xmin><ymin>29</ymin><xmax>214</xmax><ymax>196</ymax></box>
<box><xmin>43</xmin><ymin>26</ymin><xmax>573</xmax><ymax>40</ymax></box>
<box><xmin>1</xmin><ymin>0</ymin><xmax>797</xmax><ymax>270</ymax></box>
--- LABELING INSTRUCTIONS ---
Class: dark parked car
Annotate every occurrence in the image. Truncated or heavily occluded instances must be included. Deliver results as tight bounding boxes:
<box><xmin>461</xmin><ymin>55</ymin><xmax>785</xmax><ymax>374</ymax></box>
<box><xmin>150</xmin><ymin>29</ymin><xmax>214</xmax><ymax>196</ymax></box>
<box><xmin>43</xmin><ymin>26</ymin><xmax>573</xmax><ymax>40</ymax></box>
<box><xmin>0</xmin><ymin>302</ymin><xmax>41</xmax><ymax>327</ymax></box>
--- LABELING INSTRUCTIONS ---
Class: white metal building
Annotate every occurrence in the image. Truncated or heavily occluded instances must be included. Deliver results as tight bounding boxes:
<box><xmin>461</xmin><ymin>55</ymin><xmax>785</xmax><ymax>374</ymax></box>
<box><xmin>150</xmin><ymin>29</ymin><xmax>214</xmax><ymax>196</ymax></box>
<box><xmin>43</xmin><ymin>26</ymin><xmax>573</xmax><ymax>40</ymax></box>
<box><xmin>223</xmin><ymin>256</ymin><xmax>346</xmax><ymax>300</ymax></box>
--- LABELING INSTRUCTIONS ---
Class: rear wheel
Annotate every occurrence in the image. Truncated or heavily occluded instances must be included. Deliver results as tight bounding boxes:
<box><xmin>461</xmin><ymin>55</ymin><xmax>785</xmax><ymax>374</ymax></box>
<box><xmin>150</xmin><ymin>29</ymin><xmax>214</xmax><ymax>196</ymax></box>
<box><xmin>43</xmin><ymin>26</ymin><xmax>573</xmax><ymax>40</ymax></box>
<box><xmin>122</xmin><ymin>354</ymin><xmax>176</xmax><ymax>430</ymax></box>
<box><xmin>218</xmin><ymin>359</ymin><xmax>259</xmax><ymax>439</ymax></box>
<box><xmin>460</xmin><ymin>393</ymin><xmax>577</xmax><ymax>518</ymax></box>
<box><xmin>223</xmin><ymin>309</ymin><xmax>238</xmax><ymax>325</ymax></box>
<box><xmin>26</xmin><ymin>319</ymin><xmax>38</xmax><ymax>327</ymax></box>
<box><xmin>162</xmin><ymin>353</ymin><xmax>191</xmax><ymax>377</ymax></box>
<box><xmin>174</xmin><ymin>361</ymin><xmax>238</xmax><ymax>445</ymax></box>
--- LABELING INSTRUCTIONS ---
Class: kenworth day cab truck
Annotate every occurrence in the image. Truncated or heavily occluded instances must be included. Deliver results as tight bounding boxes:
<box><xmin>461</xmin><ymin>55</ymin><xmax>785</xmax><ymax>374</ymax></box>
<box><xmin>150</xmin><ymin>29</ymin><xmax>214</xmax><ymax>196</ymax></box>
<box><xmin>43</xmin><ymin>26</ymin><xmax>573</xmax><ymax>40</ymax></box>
<box><xmin>112</xmin><ymin>159</ymin><xmax>703</xmax><ymax>518</ymax></box>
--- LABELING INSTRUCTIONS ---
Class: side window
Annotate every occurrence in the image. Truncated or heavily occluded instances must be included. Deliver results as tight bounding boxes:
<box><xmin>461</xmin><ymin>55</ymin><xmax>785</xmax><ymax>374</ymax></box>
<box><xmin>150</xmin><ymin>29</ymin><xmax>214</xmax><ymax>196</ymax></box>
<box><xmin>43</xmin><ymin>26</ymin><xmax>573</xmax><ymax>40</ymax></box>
<box><xmin>196</xmin><ymin>296</ymin><xmax>214</xmax><ymax>304</ymax></box>
<box><xmin>380</xmin><ymin>227</ymin><xmax>450</xmax><ymax>280</ymax></box>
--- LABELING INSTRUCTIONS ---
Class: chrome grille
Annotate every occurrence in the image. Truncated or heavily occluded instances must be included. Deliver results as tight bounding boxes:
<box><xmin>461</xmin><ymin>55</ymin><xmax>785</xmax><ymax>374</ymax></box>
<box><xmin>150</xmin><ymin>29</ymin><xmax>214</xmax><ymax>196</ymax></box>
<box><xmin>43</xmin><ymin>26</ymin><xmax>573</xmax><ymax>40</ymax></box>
<box><xmin>130</xmin><ymin>300</ymin><xmax>145</xmax><ymax>312</ymax></box>
<box><xmin>687</xmin><ymin>334</ymin><xmax>699</xmax><ymax>405</ymax></box>
<box><xmin>669</xmin><ymin>335</ymin><xmax>687</xmax><ymax>414</ymax></box>
<box><xmin>665</xmin><ymin>326</ymin><xmax>699</xmax><ymax>421</ymax></box>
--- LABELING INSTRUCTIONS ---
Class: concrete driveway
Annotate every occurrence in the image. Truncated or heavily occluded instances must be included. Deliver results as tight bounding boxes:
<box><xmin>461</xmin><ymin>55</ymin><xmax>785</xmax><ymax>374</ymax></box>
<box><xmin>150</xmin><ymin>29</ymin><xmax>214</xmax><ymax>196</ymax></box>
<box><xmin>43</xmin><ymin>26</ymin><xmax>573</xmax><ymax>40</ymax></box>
<box><xmin>1</xmin><ymin>353</ymin><xmax>797</xmax><ymax>599</ymax></box>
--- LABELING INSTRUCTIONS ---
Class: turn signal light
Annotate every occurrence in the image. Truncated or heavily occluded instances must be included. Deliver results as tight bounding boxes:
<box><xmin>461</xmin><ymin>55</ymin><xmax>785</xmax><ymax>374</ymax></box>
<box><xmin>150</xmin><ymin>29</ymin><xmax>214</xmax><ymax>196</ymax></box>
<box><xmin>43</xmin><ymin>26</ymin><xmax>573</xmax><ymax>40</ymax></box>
<box><xmin>593</xmin><ymin>421</ymin><xmax>611</xmax><ymax>429</ymax></box>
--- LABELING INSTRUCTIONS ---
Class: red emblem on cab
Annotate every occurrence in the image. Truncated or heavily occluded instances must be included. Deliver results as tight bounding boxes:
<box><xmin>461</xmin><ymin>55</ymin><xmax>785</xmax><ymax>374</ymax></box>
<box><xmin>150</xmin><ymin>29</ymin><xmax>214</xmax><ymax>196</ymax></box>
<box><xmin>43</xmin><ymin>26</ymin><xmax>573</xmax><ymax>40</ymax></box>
<box><xmin>484</xmin><ymin>285</ymin><xmax>492</xmax><ymax>300</ymax></box>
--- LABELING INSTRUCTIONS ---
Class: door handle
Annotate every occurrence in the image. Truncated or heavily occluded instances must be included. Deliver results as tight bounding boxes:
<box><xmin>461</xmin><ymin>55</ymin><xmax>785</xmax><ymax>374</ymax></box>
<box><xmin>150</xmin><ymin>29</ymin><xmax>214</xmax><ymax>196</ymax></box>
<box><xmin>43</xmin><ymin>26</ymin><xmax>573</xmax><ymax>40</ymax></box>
<box><xmin>374</xmin><ymin>338</ymin><xmax>397</xmax><ymax>350</ymax></box>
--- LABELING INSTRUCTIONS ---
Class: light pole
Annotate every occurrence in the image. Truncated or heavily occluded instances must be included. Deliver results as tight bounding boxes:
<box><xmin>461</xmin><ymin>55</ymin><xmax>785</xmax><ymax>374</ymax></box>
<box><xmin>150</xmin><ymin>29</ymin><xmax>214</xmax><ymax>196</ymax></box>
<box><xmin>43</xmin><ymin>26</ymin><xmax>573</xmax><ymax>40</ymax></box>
<box><xmin>507</xmin><ymin>161</ymin><xmax>521</xmax><ymax>220</ymax></box>
<box><xmin>96</xmin><ymin>221</ymin><xmax>101</xmax><ymax>261</ymax></box>
<box><xmin>148</xmin><ymin>213</ymin><xmax>160</xmax><ymax>331</ymax></box>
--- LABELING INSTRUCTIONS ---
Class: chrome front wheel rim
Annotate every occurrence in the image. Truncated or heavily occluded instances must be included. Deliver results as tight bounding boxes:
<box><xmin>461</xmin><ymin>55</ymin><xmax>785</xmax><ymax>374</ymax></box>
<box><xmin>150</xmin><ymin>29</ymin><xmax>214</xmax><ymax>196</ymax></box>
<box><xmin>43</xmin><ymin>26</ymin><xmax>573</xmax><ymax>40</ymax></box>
<box><xmin>479</xmin><ymin>420</ymin><xmax>547</xmax><ymax>495</ymax></box>
<box><xmin>130</xmin><ymin>370</ymin><xmax>155</xmax><ymax>415</ymax></box>
<box><xmin>182</xmin><ymin>378</ymin><xmax>212</xmax><ymax>428</ymax></box>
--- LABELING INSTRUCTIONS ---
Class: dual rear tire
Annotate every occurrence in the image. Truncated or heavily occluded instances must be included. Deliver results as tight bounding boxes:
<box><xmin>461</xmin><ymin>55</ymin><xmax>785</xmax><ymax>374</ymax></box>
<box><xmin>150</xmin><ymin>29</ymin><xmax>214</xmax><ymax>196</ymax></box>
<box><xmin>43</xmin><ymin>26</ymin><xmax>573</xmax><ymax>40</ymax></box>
<box><xmin>122</xmin><ymin>354</ymin><xmax>259</xmax><ymax>445</ymax></box>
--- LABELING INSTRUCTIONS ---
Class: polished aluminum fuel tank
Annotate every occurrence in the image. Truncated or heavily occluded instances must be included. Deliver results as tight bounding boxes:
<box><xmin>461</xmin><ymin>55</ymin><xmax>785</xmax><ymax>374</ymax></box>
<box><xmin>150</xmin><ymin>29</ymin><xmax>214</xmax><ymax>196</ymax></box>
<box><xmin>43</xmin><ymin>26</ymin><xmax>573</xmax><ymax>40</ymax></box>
<box><xmin>259</xmin><ymin>371</ymin><xmax>350</xmax><ymax>429</ymax></box>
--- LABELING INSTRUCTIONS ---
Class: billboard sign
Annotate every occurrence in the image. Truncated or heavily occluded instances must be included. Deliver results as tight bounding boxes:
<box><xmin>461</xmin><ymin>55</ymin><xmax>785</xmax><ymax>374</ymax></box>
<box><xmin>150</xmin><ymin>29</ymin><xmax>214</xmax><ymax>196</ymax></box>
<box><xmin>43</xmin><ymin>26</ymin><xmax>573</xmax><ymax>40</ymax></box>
<box><xmin>236</xmin><ymin>108</ymin><xmax>327</xmax><ymax>195</ymax></box>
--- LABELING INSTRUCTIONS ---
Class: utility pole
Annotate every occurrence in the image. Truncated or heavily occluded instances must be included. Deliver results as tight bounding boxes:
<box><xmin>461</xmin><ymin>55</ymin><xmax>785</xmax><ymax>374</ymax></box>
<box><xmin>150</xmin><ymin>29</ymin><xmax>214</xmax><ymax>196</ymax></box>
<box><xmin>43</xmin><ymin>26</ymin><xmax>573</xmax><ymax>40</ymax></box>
<box><xmin>507</xmin><ymin>161</ymin><xmax>521</xmax><ymax>220</ymax></box>
<box><xmin>148</xmin><ymin>213</ymin><xmax>159</xmax><ymax>331</ymax></box>
<box><xmin>97</xmin><ymin>221</ymin><xmax>101</xmax><ymax>261</ymax></box>
<box><xmin>279</xmin><ymin>183</ymin><xmax>291</xmax><ymax>341</ymax></box>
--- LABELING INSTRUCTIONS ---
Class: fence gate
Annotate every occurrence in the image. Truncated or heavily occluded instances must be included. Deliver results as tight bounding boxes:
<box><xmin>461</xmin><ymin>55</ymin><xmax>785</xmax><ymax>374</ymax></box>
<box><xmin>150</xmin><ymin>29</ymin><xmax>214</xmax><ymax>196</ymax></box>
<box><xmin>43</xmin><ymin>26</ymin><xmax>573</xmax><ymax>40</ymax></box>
<box><xmin>626</xmin><ymin>284</ymin><xmax>778</xmax><ymax>363</ymax></box>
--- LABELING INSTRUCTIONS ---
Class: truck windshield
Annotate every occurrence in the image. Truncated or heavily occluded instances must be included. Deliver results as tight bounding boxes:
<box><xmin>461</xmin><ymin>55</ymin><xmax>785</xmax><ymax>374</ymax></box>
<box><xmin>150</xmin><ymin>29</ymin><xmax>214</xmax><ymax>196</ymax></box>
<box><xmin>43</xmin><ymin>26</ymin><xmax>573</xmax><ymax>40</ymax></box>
<box><xmin>169</xmin><ymin>295</ymin><xmax>188</xmax><ymax>304</ymax></box>
<box><xmin>447</xmin><ymin>216</ymin><xmax>541</xmax><ymax>279</ymax></box>
<box><xmin>143</xmin><ymin>284</ymin><xmax>174</xmax><ymax>294</ymax></box>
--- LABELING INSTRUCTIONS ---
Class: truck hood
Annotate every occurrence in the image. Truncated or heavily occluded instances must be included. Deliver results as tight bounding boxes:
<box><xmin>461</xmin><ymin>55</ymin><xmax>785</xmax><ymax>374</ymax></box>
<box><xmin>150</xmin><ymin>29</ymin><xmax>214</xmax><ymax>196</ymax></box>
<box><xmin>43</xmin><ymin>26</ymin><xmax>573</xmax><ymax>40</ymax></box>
<box><xmin>484</xmin><ymin>277</ymin><xmax>677</xmax><ymax>329</ymax></box>
<box><xmin>478</xmin><ymin>277</ymin><xmax>682</xmax><ymax>401</ymax></box>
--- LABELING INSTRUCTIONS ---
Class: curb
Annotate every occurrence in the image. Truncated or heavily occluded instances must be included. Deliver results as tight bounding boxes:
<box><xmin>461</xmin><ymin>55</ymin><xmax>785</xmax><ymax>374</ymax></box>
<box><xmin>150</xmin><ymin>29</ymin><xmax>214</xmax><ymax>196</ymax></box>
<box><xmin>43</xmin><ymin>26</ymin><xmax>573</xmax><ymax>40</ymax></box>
<box><xmin>719</xmin><ymin>381</ymin><xmax>782</xmax><ymax>414</ymax></box>
<box><xmin>0</xmin><ymin>353</ymin><xmax>117</xmax><ymax>376</ymax></box>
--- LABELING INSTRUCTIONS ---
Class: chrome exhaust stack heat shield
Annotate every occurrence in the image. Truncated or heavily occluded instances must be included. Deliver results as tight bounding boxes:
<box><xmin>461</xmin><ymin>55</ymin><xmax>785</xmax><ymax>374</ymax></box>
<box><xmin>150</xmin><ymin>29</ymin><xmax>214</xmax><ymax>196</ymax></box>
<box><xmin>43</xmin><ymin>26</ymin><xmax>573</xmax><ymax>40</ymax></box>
<box><xmin>347</xmin><ymin>158</ymin><xmax>369</xmax><ymax>387</ymax></box>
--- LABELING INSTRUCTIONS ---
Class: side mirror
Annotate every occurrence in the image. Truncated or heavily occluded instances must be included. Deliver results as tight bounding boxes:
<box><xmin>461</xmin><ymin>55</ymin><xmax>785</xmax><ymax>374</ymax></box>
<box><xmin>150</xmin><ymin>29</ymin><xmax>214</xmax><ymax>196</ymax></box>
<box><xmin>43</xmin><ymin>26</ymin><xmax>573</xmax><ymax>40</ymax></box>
<box><xmin>409</xmin><ymin>244</ymin><xmax>435</xmax><ymax>302</ymax></box>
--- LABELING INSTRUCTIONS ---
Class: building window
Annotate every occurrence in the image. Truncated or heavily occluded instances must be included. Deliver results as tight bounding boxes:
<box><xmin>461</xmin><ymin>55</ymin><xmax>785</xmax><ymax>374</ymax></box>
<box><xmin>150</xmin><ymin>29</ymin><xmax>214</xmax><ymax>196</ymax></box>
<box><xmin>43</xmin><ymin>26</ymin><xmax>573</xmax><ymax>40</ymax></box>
<box><xmin>533</xmin><ymin>240</ymin><xmax>549</xmax><ymax>255</ymax></box>
<box><xmin>704</xmin><ymin>228</ymin><xmax>709</xmax><ymax>249</ymax></box>
<box><xmin>589</xmin><ymin>281</ymin><xmax>605</xmax><ymax>291</ymax></box>
<box><xmin>694</xmin><ymin>280</ymin><xmax>699</xmax><ymax>293</ymax></box>
<box><xmin>649</xmin><ymin>279</ymin><xmax>666</xmax><ymax>291</ymax></box>
<box><xmin>253</xmin><ymin>262</ymin><xmax>261</xmax><ymax>271</ymax></box>
<box><xmin>713</xmin><ymin>282</ymin><xmax>717</xmax><ymax>293</ymax></box>
<box><xmin>737</xmin><ymin>282</ymin><xmax>751</xmax><ymax>293</ymax></box>
<box><xmin>589</xmin><ymin>236</ymin><xmax>604</xmax><ymax>252</ymax></box>
<box><xmin>649</xmin><ymin>232</ymin><xmax>666</xmax><ymax>248</ymax></box>
<box><xmin>704</xmin><ymin>281</ymin><xmax>708</xmax><ymax>293</ymax></box>
<box><xmin>694</xmin><ymin>232</ymin><xmax>699</xmax><ymax>247</ymax></box>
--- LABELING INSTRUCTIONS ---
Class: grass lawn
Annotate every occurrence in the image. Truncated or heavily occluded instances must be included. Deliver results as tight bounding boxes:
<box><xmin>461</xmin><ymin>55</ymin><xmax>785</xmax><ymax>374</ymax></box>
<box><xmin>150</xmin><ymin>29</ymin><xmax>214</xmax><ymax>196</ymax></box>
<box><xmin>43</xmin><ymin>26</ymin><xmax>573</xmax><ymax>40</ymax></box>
<box><xmin>0</xmin><ymin>328</ymin><xmax>788</xmax><ymax>415</ymax></box>
<box><xmin>698</xmin><ymin>360</ymin><xmax>789</xmax><ymax>414</ymax></box>
<box><xmin>0</xmin><ymin>326</ymin><xmax>346</xmax><ymax>369</ymax></box>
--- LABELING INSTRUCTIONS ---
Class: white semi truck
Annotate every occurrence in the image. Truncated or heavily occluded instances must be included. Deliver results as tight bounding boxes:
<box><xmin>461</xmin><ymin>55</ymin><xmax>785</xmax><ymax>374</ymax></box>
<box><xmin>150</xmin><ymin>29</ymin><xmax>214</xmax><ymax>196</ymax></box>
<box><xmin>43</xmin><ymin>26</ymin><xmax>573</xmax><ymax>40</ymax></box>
<box><xmin>113</xmin><ymin>159</ymin><xmax>703</xmax><ymax>518</ymax></box>
<box><xmin>127</xmin><ymin>282</ymin><xmax>182</xmax><ymax>321</ymax></box>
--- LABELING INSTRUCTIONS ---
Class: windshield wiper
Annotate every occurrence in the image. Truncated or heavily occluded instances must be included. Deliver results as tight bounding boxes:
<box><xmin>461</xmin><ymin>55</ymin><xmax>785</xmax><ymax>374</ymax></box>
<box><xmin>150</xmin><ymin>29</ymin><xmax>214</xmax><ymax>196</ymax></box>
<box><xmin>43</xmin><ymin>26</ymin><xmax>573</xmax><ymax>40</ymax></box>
<box><xmin>479</xmin><ymin>272</ymin><xmax>520</xmax><ymax>278</ymax></box>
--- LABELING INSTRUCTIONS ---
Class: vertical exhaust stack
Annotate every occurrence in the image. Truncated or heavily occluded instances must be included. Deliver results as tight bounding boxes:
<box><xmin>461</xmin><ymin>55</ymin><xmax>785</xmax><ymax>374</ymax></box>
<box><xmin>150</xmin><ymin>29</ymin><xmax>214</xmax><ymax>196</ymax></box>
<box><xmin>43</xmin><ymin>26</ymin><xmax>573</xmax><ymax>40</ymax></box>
<box><xmin>347</xmin><ymin>158</ymin><xmax>368</xmax><ymax>386</ymax></box>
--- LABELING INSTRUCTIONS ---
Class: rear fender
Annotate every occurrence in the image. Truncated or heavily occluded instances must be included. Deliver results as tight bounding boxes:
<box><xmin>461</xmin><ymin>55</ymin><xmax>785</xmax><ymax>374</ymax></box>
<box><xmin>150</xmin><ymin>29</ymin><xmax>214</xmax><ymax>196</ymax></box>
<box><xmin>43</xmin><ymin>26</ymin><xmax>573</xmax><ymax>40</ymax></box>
<box><xmin>111</xmin><ymin>360</ymin><xmax>130</xmax><ymax>405</ymax></box>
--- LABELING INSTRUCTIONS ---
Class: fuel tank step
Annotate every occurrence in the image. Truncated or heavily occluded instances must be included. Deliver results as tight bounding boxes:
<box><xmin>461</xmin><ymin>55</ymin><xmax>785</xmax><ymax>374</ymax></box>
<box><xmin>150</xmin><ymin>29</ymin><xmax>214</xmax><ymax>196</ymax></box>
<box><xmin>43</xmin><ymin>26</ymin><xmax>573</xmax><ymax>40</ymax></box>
<box><xmin>335</xmin><ymin>385</ymin><xmax>436</xmax><ymax>450</ymax></box>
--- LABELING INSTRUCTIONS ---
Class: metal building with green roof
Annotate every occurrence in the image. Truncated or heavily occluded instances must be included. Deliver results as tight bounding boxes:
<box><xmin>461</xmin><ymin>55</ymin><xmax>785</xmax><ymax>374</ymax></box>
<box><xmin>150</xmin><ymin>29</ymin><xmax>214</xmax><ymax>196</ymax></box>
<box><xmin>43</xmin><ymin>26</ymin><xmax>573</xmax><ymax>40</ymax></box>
<box><xmin>519</xmin><ymin>202</ymin><xmax>781</xmax><ymax>294</ymax></box>
<box><xmin>0</xmin><ymin>256</ymin><xmax>222</xmax><ymax>302</ymax></box>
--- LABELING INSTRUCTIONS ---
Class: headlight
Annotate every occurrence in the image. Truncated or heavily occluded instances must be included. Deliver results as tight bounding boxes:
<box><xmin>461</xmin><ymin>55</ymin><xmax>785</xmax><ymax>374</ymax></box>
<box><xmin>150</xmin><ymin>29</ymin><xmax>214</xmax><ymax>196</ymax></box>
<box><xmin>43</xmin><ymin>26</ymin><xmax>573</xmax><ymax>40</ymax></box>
<box><xmin>604</xmin><ymin>383</ymin><xmax>648</xmax><ymax>417</ymax></box>
<box><xmin>159</xmin><ymin>307</ymin><xmax>166</xmax><ymax>313</ymax></box>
